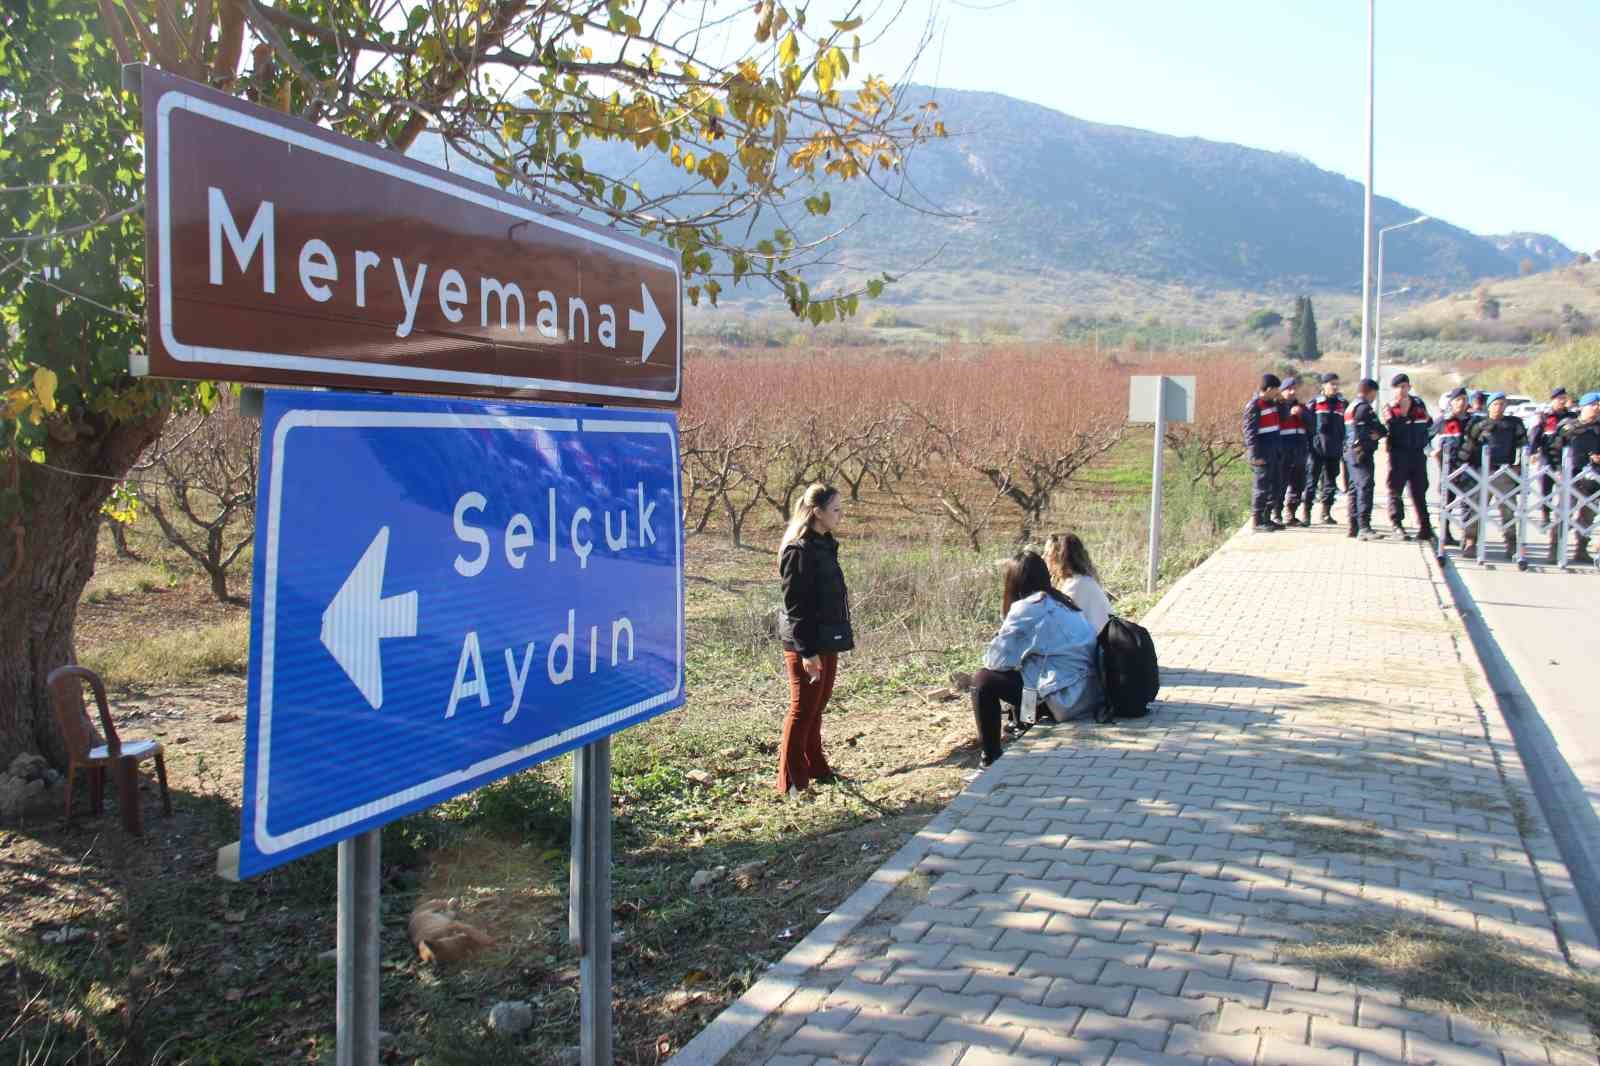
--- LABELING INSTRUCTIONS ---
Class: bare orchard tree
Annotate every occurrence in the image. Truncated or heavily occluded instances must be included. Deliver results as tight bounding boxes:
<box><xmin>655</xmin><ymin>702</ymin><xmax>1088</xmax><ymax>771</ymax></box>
<box><xmin>892</xmin><ymin>404</ymin><xmax>1010</xmax><ymax>551</ymax></box>
<box><xmin>1159</xmin><ymin>359</ymin><xmax>1260</xmax><ymax>489</ymax></box>
<box><xmin>138</xmin><ymin>404</ymin><xmax>258</xmax><ymax>603</ymax></box>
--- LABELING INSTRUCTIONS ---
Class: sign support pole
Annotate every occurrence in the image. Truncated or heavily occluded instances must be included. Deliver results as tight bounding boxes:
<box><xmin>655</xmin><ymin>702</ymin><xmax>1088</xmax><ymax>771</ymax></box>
<box><xmin>336</xmin><ymin>828</ymin><xmax>381</xmax><ymax>1066</ymax></box>
<box><xmin>570</xmin><ymin>738</ymin><xmax>613</xmax><ymax>1066</ymax></box>
<box><xmin>1146</xmin><ymin>376</ymin><xmax>1167</xmax><ymax>595</ymax></box>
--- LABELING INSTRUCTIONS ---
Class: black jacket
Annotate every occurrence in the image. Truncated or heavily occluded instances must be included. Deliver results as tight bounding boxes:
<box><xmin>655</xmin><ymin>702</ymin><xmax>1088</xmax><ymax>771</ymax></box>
<box><xmin>1308</xmin><ymin>393</ymin><xmax>1347</xmax><ymax>457</ymax></box>
<box><xmin>1531</xmin><ymin>407</ymin><xmax>1577</xmax><ymax>465</ymax></box>
<box><xmin>1557</xmin><ymin>418</ymin><xmax>1600</xmax><ymax>475</ymax></box>
<box><xmin>1466</xmin><ymin>415</ymin><xmax>1528</xmax><ymax>470</ymax></box>
<box><xmin>779</xmin><ymin>531</ymin><xmax>851</xmax><ymax>658</ymax></box>
<box><xmin>1344</xmin><ymin>399</ymin><xmax>1386</xmax><ymax>461</ymax></box>
<box><xmin>1433</xmin><ymin>410</ymin><xmax>1475</xmax><ymax>467</ymax></box>
<box><xmin>1384</xmin><ymin>395</ymin><xmax>1432</xmax><ymax>456</ymax></box>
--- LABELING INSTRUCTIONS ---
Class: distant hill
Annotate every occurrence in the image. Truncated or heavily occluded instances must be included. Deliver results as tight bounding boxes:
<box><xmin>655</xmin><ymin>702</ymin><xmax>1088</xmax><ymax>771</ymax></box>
<box><xmin>411</xmin><ymin>87</ymin><xmax>1571</xmax><ymax>309</ymax></box>
<box><xmin>1400</xmin><ymin>259</ymin><xmax>1600</xmax><ymax>338</ymax></box>
<box><xmin>1487</xmin><ymin>233</ymin><xmax>1576</xmax><ymax>274</ymax></box>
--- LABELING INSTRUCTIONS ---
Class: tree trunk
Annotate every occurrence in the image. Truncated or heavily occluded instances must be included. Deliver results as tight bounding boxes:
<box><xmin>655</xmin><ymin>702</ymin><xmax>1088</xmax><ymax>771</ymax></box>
<box><xmin>0</xmin><ymin>412</ymin><xmax>166</xmax><ymax>767</ymax></box>
<box><xmin>209</xmin><ymin>564</ymin><xmax>230</xmax><ymax>603</ymax></box>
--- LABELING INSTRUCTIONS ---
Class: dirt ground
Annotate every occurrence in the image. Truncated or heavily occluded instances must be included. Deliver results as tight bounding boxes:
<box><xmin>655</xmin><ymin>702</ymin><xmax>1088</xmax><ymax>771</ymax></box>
<box><xmin>1</xmin><ymin>530</ymin><xmax>986</xmax><ymax>1064</ymax></box>
<box><xmin>1</xmin><ymin>431</ymin><xmax>1241</xmax><ymax>1063</ymax></box>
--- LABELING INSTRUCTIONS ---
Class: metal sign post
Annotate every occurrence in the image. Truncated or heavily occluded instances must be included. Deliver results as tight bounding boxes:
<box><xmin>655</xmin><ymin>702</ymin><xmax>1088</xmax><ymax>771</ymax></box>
<box><xmin>569</xmin><ymin>739</ymin><xmax>613</xmax><ymax>1066</ymax></box>
<box><xmin>1128</xmin><ymin>376</ymin><xmax>1195</xmax><ymax>595</ymax></box>
<box><xmin>1147</xmin><ymin>386</ymin><xmax>1167</xmax><ymax>595</ymax></box>
<box><xmin>336</xmin><ymin>829</ymin><xmax>381</xmax><ymax>1066</ymax></box>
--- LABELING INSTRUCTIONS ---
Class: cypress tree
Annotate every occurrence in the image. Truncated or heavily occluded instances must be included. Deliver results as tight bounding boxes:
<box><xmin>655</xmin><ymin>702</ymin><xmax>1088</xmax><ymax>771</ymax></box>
<box><xmin>1284</xmin><ymin>296</ymin><xmax>1306</xmax><ymax>358</ymax></box>
<box><xmin>1299</xmin><ymin>297</ymin><xmax>1321</xmax><ymax>360</ymax></box>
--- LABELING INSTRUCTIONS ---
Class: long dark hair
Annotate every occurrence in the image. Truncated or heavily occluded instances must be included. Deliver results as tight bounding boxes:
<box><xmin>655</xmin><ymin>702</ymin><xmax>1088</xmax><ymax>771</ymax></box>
<box><xmin>1001</xmin><ymin>551</ymin><xmax>1080</xmax><ymax>616</ymax></box>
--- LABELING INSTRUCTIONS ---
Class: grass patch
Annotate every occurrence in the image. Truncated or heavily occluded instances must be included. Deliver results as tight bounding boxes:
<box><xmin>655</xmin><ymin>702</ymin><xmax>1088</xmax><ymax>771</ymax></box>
<box><xmin>82</xmin><ymin>563</ymin><xmax>172</xmax><ymax>604</ymax></box>
<box><xmin>1283</xmin><ymin>911</ymin><xmax>1600</xmax><ymax>1044</ymax></box>
<box><xmin>1246</xmin><ymin>810</ymin><xmax>1422</xmax><ymax>861</ymax></box>
<box><xmin>80</xmin><ymin>616</ymin><xmax>249</xmax><ymax>688</ymax></box>
<box><xmin>1507</xmin><ymin>789</ymin><xmax>1539</xmax><ymax>837</ymax></box>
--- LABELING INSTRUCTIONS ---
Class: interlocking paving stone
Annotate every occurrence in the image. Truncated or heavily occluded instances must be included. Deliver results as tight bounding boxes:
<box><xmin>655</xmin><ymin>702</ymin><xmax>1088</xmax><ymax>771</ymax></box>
<box><xmin>715</xmin><ymin>526</ymin><xmax>1598</xmax><ymax>1066</ymax></box>
<box><xmin>1311</xmin><ymin>1018</ymin><xmax>1404</xmax><ymax>1060</ymax></box>
<box><xmin>1163</xmin><ymin>1024</ymin><xmax>1261</xmax><ymax>1064</ymax></box>
<box><xmin>1072</xmin><ymin>1010</ymin><xmax>1169</xmax><ymax>1052</ymax></box>
<box><xmin>858</xmin><ymin>1037</ymin><xmax>962</xmax><ymax>1065</ymax></box>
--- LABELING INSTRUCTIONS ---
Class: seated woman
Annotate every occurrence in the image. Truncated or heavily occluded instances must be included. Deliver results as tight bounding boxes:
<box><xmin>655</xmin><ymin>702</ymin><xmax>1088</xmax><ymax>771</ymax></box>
<box><xmin>971</xmin><ymin>551</ymin><xmax>1102</xmax><ymax>768</ymax></box>
<box><xmin>1044</xmin><ymin>531</ymin><xmax>1111</xmax><ymax>635</ymax></box>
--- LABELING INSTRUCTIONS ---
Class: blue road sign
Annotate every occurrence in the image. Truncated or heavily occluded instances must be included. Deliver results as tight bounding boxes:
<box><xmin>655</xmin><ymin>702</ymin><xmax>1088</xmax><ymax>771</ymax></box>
<box><xmin>239</xmin><ymin>390</ymin><xmax>684</xmax><ymax>877</ymax></box>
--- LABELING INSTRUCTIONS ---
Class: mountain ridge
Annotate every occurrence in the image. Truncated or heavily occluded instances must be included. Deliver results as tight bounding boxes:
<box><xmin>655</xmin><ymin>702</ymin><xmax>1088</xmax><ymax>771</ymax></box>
<box><xmin>410</xmin><ymin>86</ymin><xmax>1571</xmax><ymax>304</ymax></box>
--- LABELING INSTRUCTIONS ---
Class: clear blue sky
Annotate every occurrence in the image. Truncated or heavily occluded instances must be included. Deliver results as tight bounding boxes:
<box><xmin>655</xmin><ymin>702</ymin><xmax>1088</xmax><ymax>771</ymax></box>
<box><xmin>824</xmin><ymin>0</ymin><xmax>1598</xmax><ymax>254</ymax></box>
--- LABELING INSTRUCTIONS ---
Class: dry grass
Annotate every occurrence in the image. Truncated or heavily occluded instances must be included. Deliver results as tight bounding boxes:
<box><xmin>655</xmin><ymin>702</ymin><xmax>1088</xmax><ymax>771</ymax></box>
<box><xmin>81</xmin><ymin>563</ymin><xmax>172</xmax><ymax>604</ymax></box>
<box><xmin>1244</xmin><ymin>809</ymin><xmax>1422</xmax><ymax>862</ymax></box>
<box><xmin>80</xmin><ymin>616</ymin><xmax>250</xmax><ymax>689</ymax></box>
<box><xmin>1284</xmin><ymin>911</ymin><xmax>1600</xmax><ymax>1046</ymax></box>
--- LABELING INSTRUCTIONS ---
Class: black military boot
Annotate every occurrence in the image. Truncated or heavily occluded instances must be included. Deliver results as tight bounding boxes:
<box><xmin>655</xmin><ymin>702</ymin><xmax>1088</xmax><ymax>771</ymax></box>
<box><xmin>1574</xmin><ymin>539</ymin><xmax>1592</xmax><ymax>565</ymax></box>
<box><xmin>1321</xmin><ymin>503</ymin><xmax>1335</xmax><ymax>525</ymax></box>
<box><xmin>1549</xmin><ymin>529</ymin><xmax>1561</xmax><ymax>563</ymax></box>
<box><xmin>1443</xmin><ymin>529</ymin><xmax>1458</xmax><ymax>547</ymax></box>
<box><xmin>1286</xmin><ymin>503</ymin><xmax>1303</xmax><ymax>528</ymax></box>
<box><xmin>1505</xmin><ymin>529</ymin><xmax>1518</xmax><ymax>558</ymax></box>
<box><xmin>1253</xmin><ymin>513</ymin><xmax>1277</xmax><ymax>534</ymax></box>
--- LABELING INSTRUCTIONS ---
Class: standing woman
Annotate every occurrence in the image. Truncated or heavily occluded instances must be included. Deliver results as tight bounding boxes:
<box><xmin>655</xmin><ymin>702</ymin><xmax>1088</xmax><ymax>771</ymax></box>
<box><xmin>1043</xmin><ymin>531</ymin><xmax>1112</xmax><ymax>635</ymax></box>
<box><xmin>971</xmin><ymin>552</ymin><xmax>1100</xmax><ymax>768</ymax></box>
<box><xmin>776</xmin><ymin>483</ymin><xmax>853</xmax><ymax>795</ymax></box>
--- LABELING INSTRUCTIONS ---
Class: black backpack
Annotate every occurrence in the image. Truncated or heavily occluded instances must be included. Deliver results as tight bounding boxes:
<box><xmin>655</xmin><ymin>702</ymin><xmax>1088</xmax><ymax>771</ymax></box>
<box><xmin>1096</xmin><ymin>616</ymin><xmax>1160</xmax><ymax>723</ymax></box>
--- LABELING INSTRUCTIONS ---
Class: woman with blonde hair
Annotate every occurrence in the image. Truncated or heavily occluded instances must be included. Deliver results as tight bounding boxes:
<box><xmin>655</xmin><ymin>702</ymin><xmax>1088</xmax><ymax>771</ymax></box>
<box><xmin>775</xmin><ymin>483</ymin><xmax>853</xmax><ymax>795</ymax></box>
<box><xmin>1044</xmin><ymin>531</ymin><xmax>1111</xmax><ymax>635</ymax></box>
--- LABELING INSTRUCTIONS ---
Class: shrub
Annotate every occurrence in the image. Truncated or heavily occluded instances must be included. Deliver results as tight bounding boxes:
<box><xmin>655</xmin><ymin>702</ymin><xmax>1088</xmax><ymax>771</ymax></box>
<box><xmin>1488</xmin><ymin>337</ymin><xmax>1600</xmax><ymax>398</ymax></box>
<box><xmin>1245</xmin><ymin>309</ymin><xmax>1283</xmax><ymax>332</ymax></box>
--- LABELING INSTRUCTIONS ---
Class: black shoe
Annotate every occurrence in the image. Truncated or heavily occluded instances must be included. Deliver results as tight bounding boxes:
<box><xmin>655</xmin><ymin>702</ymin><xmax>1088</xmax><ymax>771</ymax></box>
<box><xmin>1419</xmin><ymin>528</ymin><xmax>1436</xmax><ymax>544</ymax></box>
<box><xmin>1253</xmin><ymin>522</ymin><xmax>1278</xmax><ymax>534</ymax></box>
<box><xmin>979</xmin><ymin>753</ymin><xmax>1000</xmax><ymax>769</ymax></box>
<box><xmin>1394</xmin><ymin>525</ymin><xmax>1412</xmax><ymax>540</ymax></box>
<box><xmin>1347</xmin><ymin>527</ymin><xmax>1359</xmax><ymax>538</ymax></box>
<box><xmin>1442</xmin><ymin>531</ymin><xmax>1458</xmax><ymax>547</ymax></box>
<box><xmin>1286</xmin><ymin>516</ymin><xmax>1303</xmax><ymax>527</ymax></box>
<box><xmin>1322</xmin><ymin>508</ymin><xmax>1335</xmax><ymax>525</ymax></box>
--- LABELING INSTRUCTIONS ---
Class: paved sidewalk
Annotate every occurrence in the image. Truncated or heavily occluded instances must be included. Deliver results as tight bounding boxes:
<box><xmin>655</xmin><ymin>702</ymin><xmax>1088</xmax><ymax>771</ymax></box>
<box><xmin>679</xmin><ymin>522</ymin><xmax>1600</xmax><ymax>1066</ymax></box>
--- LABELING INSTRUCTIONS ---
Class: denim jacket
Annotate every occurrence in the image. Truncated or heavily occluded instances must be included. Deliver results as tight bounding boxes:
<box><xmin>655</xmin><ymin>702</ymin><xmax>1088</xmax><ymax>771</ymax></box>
<box><xmin>982</xmin><ymin>592</ymin><xmax>1100</xmax><ymax>710</ymax></box>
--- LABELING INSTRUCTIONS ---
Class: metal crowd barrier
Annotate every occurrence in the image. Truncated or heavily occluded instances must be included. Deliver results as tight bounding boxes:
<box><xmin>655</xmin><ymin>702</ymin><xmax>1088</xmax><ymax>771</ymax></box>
<box><xmin>1556</xmin><ymin>447</ymin><xmax>1600</xmax><ymax>570</ymax></box>
<box><xmin>1434</xmin><ymin>446</ymin><xmax>1598</xmax><ymax>571</ymax></box>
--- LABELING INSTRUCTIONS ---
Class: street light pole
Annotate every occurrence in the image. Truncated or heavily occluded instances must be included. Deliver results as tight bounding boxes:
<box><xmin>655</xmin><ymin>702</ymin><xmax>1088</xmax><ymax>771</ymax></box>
<box><xmin>1360</xmin><ymin>0</ymin><xmax>1377</xmax><ymax>383</ymax></box>
<box><xmin>1374</xmin><ymin>216</ymin><xmax>1429</xmax><ymax>386</ymax></box>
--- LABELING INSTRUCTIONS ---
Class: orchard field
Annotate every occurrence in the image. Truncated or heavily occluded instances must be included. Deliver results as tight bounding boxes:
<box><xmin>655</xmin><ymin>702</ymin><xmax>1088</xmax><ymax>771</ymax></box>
<box><xmin>4</xmin><ymin>344</ymin><xmax>1258</xmax><ymax>1064</ymax></box>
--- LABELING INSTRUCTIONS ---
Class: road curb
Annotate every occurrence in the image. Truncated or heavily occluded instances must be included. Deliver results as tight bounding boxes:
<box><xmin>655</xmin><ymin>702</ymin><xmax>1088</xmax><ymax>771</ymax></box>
<box><xmin>670</xmin><ymin>525</ymin><xmax>1251</xmax><ymax>1064</ymax></box>
<box><xmin>1424</xmin><ymin>545</ymin><xmax>1600</xmax><ymax>974</ymax></box>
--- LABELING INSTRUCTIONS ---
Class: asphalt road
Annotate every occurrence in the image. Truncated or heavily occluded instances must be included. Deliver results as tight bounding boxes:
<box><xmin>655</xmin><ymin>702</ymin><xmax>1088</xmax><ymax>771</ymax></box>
<box><xmin>1441</xmin><ymin>541</ymin><xmax>1600</xmax><ymax>931</ymax></box>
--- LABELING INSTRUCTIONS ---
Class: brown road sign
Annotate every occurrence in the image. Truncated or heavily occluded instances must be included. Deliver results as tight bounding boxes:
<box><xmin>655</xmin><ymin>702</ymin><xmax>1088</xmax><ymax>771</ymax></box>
<box><xmin>136</xmin><ymin>66</ymin><xmax>680</xmax><ymax>406</ymax></box>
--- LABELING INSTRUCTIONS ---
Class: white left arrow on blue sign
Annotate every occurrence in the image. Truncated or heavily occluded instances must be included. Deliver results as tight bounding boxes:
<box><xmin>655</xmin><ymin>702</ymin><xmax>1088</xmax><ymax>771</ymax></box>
<box><xmin>319</xmin><ymin>526</ymin><xmax>420</xmax><ymax>710</ymax></box>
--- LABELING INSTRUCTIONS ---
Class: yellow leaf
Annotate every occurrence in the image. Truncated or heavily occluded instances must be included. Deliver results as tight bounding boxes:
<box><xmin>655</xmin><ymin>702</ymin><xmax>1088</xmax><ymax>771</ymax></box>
<box><xmin>32</xmin><ymin>367</ymin><xmax>58</xmax><ymax>413</ymax></box>
<box><xmin>778</xmin><ymin>31</ymin><xmax>799</xmax><ymax>68</ymax></box>
<box><xmin>698</xmin><ymin>151</ymin><xmax>730</xmax><ymax>187</ymax></box>
<box><xmin>830</xmin><ymin>17</ymin><xmax>863</xmax><ymax>32</ymax></box>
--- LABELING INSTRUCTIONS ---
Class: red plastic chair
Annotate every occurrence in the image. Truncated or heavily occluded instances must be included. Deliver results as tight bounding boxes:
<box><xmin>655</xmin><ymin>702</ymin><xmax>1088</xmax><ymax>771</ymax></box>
<box><xmin>46</xmin><ymin>665</ymin><xmax>171</xmax><ymax>835</ymax></box>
